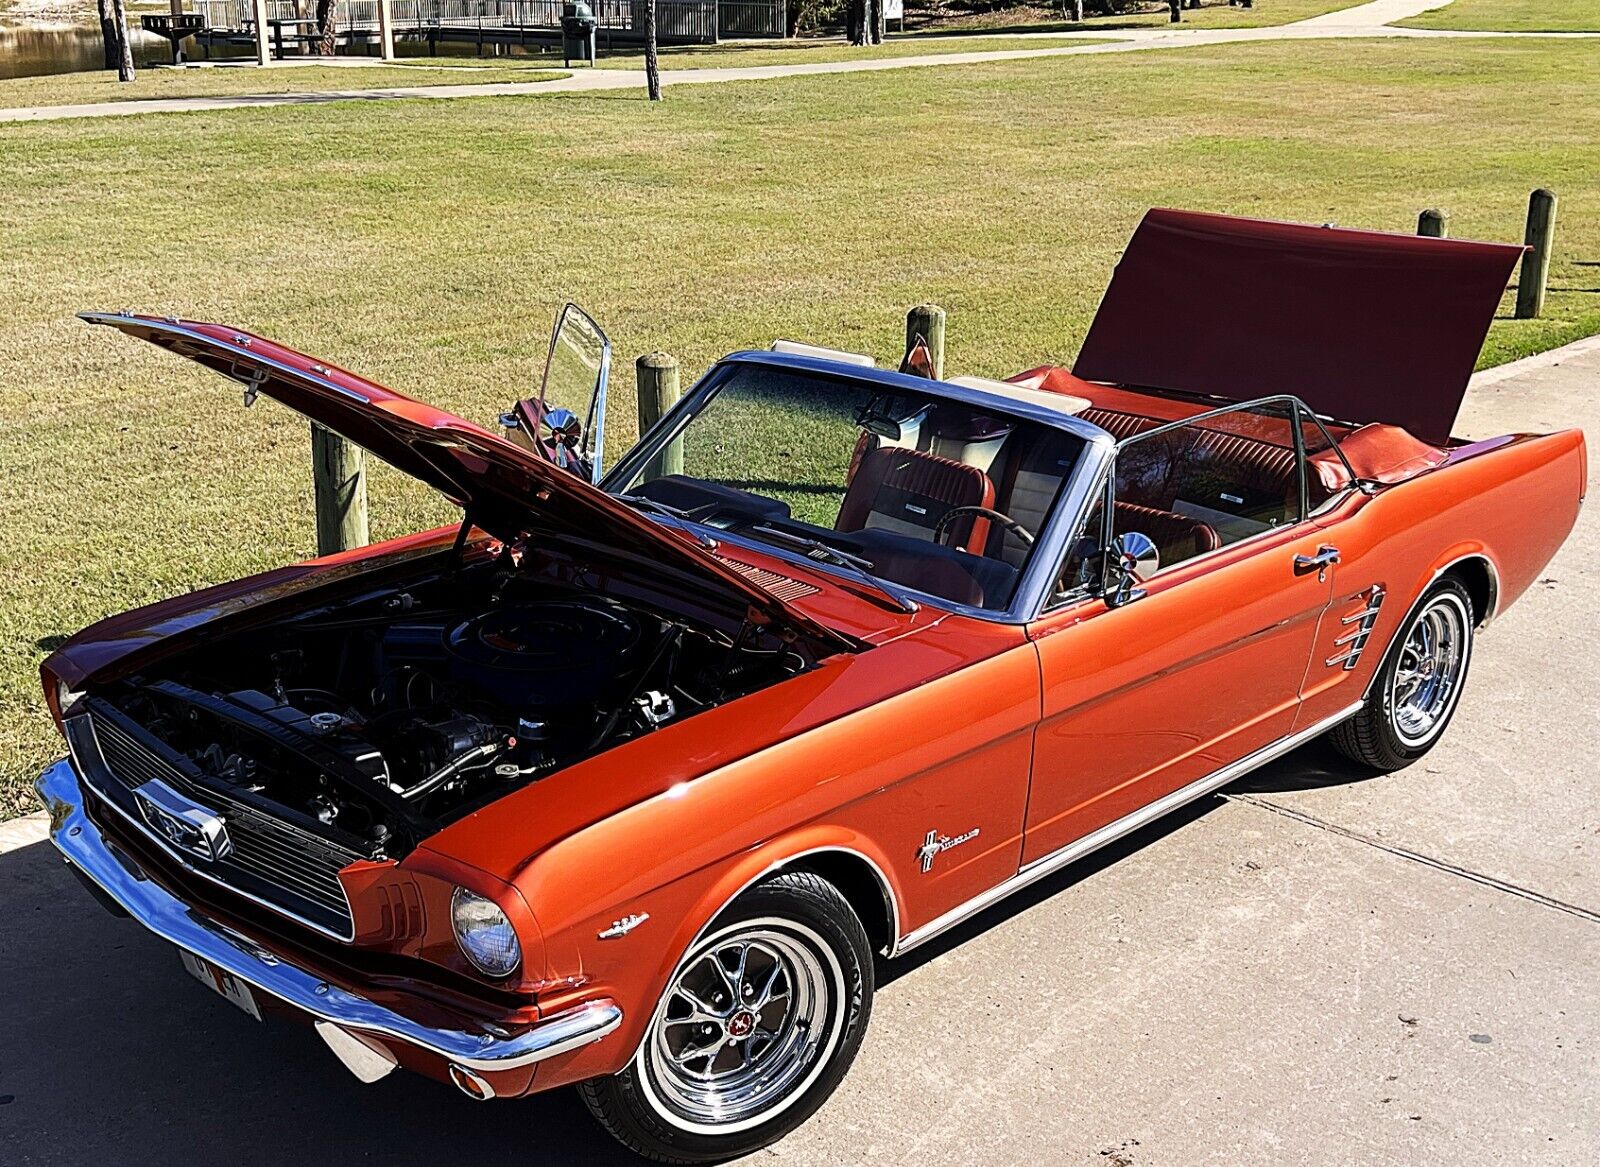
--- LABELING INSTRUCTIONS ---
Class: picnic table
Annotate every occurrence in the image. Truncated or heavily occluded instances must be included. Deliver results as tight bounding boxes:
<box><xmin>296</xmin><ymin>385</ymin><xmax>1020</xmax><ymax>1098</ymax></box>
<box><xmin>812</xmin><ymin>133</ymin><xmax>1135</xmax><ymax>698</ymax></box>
<box><xmin>242</xmin><ymin>16</ymin><xmax>324</xmax><ymax>58</ymax></box>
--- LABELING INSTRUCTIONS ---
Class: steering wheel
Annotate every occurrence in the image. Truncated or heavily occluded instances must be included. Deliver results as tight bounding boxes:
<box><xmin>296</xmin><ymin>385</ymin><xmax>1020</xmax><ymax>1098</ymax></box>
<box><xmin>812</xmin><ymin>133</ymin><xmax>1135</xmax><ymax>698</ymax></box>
<box><xmin>931</xmin><ymin>505</ymin><xmax>1035</xmax><ymax>551</ymax></box>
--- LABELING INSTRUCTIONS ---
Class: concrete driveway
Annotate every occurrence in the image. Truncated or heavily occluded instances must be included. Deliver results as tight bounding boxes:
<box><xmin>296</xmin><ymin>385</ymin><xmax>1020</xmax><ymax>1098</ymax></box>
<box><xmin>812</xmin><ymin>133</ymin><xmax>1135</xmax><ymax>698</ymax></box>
<box><xmin>1</xmin><ymin>344</ymin><xmax>1596</xmax><ymax>1166</ymax></box>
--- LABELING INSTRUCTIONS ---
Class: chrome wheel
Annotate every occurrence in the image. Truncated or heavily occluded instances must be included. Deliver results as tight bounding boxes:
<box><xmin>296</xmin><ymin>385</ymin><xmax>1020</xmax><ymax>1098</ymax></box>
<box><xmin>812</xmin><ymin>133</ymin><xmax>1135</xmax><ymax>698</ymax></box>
<box><xmin>1389</xmin><ymin>592</ymin><xmax>1470</xmax><ymax>748</ymax></box>
<box><xmin>638</xmin><ymin>918</ymin><xmax>845</xmax><ymax>1136</ymax></box>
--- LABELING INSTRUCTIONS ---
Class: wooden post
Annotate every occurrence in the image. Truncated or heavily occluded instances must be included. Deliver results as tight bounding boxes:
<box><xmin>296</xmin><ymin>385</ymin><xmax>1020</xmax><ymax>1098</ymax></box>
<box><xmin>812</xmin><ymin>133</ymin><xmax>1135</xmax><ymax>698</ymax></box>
<box><xmin>1515</xmin><ymin>188</ymin><xmax>1558</xmax><ymax>320</ymax></box>
<box><xmin>311</xmin><ymin>423</ymin><xmax>369</xmax><ymax>555</ymax></box>
<box><xmin>252</xmin><ymin>0</ymin><xmax>272</xmax><ymax>64</ymax></box>
<box><xmin>905</xmin><ymin>304</ymin><xmax>946</xmax><ymax>380</ymax></box>
<box><xmin>636</xmin><ymin>353</ymin><xmax>682</xmax><ymax>482</ymax></box>
<box><xmin>377</xmin><ymin>0</ymin><xmax>396</xmax><ymax>61</ymax></box>
<box><xmin>1417</xmin><ymin>208</ymin><xmax>1448</xmax><ymax>238</ymax></box>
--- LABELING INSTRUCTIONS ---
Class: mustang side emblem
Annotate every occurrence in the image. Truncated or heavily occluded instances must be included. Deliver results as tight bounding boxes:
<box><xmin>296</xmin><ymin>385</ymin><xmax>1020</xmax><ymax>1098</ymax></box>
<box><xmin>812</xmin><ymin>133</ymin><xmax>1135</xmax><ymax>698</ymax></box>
<box><xmin>133</xmin><ymin>778</ymin><xmax>233</xmax><ymax>863</ymax></box>
<box><xmin>918</xmin><ymin>827</ymin><xmax>980</xmax><ymax>874</ymax></box>
<box><xmin>598</xmin><ymin>912</ymin><xmax>650</xmax><ymax>939</ymax></box>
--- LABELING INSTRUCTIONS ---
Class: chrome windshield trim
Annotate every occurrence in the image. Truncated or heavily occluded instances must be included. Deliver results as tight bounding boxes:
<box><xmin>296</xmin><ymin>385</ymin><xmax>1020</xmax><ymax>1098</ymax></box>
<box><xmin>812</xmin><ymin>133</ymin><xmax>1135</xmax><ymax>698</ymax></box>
<box><xmin>35</xmin><ymin>758</ymin><xmax>621</xmax><ymax>1073</ymax></box>
<box><xmin>890</xmin><ymin>700</ymin><xmax>1365</xmax><ymax>955</ymax></box>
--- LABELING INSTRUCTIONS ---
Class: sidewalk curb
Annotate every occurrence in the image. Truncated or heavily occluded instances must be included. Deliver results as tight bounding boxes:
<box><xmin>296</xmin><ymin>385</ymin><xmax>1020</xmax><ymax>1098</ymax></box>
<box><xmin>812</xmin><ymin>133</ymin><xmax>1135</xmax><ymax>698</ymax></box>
<box><xmin>0</xmin><ymin>810</ymin><xmax>48</xmax><ymax>855</ymax></box>
<box><xmin>1</xmin><ymin>331</ymin><xmax>1594</xmax><ymax>852</ymax></box>
<box><xmin>1470</xmin><ymin>334</ymin><xmax>1600</xmax><ymax>390</ymax></box>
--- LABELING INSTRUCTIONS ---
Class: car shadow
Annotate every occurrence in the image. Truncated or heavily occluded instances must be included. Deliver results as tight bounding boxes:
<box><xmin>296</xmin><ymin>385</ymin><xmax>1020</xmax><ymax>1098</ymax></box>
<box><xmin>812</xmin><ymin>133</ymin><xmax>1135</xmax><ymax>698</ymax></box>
<box><xmin>0</xmin><ymin>840</ymin><xmax>645</xmax><ymax>1166</ymax></box>
<box><xmin>880</xmin><ymin>738</ymin><xmax>1387</xmax><ymax>984</ymax></box>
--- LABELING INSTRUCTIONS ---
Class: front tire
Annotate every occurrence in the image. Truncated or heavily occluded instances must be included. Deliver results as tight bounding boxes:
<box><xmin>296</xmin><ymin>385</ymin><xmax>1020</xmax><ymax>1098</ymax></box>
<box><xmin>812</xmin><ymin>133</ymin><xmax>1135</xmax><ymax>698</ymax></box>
<box><xmin>1329</xmin><ymin>578</ymin><xmax>1475</xmax><ymax>769</ymax></box>
<box><xmin>579</xmin><ymin>871</ymin><xmax>874</xmax><ymax>1164</ymax></box>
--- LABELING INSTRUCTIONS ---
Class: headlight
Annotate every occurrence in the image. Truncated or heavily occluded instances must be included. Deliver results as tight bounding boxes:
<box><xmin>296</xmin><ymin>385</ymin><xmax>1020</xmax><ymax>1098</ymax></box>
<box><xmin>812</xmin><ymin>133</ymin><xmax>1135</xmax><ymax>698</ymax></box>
<box><xmin>451</xmin><ymin>888</ymin><xmax>521</xmax><ymax>978</ymax></box>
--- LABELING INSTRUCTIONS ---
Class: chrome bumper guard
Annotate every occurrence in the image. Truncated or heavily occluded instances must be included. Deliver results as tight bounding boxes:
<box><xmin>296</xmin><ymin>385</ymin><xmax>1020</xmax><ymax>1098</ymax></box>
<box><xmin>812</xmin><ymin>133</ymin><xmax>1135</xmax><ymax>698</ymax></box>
<box><xmin>35</xmin><ymin>758</ymin><xmax>621</xmax><ymax>1075</ymax></box>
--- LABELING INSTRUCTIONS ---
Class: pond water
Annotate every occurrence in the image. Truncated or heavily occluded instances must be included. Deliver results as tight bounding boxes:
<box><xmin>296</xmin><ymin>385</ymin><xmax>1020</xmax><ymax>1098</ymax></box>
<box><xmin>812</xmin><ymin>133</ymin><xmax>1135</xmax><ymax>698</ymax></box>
<box><xmin>0</xmin><ymin>26</ymin><xmax>255</xmax><ymax>79</ymax></box>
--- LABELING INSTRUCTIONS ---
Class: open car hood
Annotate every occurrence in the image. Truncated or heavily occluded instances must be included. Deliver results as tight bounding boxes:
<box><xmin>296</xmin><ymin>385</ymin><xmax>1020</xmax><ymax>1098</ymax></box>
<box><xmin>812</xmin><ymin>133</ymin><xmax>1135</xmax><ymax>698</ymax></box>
<box><xmin>82</xmin><ymin>313</ymin><xmax>857</xmax><ymax>655</ymax></box>
<box><xmin>1072</xmin><ymin>209</ymin><xmax>1525</xmax><ymax>445</ymax></box>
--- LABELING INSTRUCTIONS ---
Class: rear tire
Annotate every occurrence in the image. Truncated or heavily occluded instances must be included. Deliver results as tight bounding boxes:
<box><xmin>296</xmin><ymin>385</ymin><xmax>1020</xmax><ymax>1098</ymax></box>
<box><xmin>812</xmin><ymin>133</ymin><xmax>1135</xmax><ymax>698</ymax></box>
<box><xmin>1329</xmin><ymin>578</ymin><xmax>1474</xmax><ymax>770</ymax></box>
<box><xmin>579</xmin><ymin>871</ymin><xmax>873</xmax><ymax>1164</ymax></box>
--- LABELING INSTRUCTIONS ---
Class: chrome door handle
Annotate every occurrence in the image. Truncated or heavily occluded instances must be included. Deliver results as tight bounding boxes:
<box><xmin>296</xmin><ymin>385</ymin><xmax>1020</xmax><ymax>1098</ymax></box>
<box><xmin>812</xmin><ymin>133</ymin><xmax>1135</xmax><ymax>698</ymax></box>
<box><xmin>1294</xmin><ymin>545</ymin><xmax>1341</xmax><ymax>576</ymax></box>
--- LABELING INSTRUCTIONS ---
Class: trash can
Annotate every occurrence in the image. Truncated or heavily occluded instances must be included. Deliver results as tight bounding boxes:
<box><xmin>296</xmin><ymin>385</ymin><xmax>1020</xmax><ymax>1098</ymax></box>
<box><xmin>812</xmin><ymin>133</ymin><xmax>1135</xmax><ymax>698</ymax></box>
<box><xmin>561</xmin><ymin>2</ymin><xmax>597</xmax><ymax>67</ymax></box>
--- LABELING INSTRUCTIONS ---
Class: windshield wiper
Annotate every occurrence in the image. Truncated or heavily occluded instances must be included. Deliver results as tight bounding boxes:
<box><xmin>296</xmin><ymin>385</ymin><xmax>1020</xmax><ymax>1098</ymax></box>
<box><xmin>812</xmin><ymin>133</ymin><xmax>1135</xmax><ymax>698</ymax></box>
<box><xmin>615</xmin><ymin>493</ymin><xmax>719</xmax><ymax>551</ymax></box>
<box><xmin>752</xmin><ymin>528</ymin><xmax>920</xmax><ymax>615</ymax></box>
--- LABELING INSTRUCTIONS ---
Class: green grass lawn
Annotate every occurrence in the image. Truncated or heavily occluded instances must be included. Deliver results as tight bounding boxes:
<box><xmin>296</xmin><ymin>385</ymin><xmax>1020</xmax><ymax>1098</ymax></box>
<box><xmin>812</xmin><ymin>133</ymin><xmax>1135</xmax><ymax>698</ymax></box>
<box><xmin>2</xmin><ymin>36</ymin><xmax>1598</xmax><ymax>816</ymax></box>
<box><xmin>0</xmin><ymin>62</ymin><xmax>567</xmax><ymax>110</ymax></box>
<box><xmin>383</xmin><ymin>33</ymin><xmax>1118</xmax><ymax>74</ymax></box>
<box><xmin>1399</xmin><ymin>0</ymin><xmax>1600</xmax><ymax>33</ymax></box>
<box><xmin>590</xmin><ymin>33</ymin><xmax>1116</xmax><ymax>70</ymax></box>
<box><xmin>928</xmin><ymin>0</ymin><xmax>1359</xmax><ymax>33</ymax></box>
<box><xmin>1082</xmin><ymin>0</ymin><xmax>1358</xmax><ymax>29</ymax></box>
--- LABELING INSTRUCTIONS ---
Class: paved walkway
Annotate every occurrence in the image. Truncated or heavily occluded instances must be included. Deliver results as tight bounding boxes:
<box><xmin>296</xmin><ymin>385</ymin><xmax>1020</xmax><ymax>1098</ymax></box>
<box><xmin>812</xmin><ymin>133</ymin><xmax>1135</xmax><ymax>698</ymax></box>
<box><xmin>3</xmin><ymin>0</ymin><xmax>1595</xmax><ymax>124</ymax></box>
<box><xmin>3</xmin><ymin>336</ymin><xmax>1595</xmax><ymax>1164</ymax></box>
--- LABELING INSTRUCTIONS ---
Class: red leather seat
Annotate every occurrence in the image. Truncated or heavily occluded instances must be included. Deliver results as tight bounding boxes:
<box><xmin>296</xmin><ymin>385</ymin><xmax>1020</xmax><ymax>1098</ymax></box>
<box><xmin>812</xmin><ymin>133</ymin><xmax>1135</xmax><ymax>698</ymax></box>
<box><xmin>837</xmin><ymin>447</ymin><xmax>995</xmax><ymax>552</ymax></box>
<box><xmin>1084</xmin><ymin>406</ymin><xmax>1300</xmax><ymax>514</ymax></box>
<box><xmin>1184</xmin><ymin>429</ymin><xmax>1299</xmax><ymax>508</ymax></box>
<box><xmin>1078</xmin><ymin>406</ymin><xmax>1161</xmax><ymax>442</ymax></box>
<box><xmin>1113</xmin><ymin>501</ymin><xmax>1221</xmax><ymax>568</ymax></box>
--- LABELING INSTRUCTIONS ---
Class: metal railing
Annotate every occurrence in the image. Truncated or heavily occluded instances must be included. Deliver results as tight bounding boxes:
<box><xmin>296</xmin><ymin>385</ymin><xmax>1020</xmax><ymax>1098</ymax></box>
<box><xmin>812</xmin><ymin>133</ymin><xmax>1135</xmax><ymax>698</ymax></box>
<box><xmin>190</xmin><ymin>0</ymin><xmax>769</xmax><ymax>38</ymax></box>
<box><xmin>718</xmin><ymin>0</ymin><xmax>783</xmax><ymax>37</ymax></box>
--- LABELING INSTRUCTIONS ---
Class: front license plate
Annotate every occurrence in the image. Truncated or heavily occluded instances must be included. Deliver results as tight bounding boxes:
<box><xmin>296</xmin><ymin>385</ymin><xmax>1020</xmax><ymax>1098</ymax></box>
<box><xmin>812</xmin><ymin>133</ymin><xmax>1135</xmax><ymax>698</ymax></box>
<box><xmin>179</xmin><ymin>949</ymin><xmax>263</xmax><ymax>1022</ymax></box>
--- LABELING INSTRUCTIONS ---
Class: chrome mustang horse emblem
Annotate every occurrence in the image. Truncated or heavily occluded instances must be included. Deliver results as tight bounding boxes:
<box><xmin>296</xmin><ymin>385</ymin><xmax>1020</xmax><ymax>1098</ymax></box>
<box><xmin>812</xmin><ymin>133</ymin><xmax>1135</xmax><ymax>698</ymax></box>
<box><xmin>918</xmin><ymin>827</ymin><xmax>980</xmax><ymax>874</ymax></box>
<box><xmin>133</xmin><ymin>778</ymin><xmax>233</xmax><ymax>863</ymax></box>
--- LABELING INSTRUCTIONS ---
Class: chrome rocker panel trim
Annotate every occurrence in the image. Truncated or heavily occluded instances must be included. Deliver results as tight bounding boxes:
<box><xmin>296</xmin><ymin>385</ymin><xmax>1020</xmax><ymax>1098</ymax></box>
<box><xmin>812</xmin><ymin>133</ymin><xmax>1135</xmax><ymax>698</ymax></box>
<box><xmin>35</xmin><ymin>758</ymin><xmax>621</xmax><ymax>1074</ymax></box>
<box><xmin>891</xmin><ymin>701</ymin><xmax>1364</xmax><ymax>955</ymax></box>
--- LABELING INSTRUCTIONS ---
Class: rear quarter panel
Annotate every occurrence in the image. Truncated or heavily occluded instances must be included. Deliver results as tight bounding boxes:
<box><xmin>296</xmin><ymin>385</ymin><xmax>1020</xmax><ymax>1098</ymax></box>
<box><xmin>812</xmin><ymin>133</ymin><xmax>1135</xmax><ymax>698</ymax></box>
<box><xmin>1298</xmin><ymin>427</ymin><xmax>1585</xmax><ymax>723</ymax></box>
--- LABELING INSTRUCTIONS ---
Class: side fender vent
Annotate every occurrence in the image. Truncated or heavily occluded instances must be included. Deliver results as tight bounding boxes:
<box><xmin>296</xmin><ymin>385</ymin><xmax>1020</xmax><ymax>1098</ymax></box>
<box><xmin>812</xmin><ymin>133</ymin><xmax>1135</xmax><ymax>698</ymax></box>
<box><xmin>1327</xmin><ymin>585</ymin><xmax>1385</xmax><ymax>670</ymax></box>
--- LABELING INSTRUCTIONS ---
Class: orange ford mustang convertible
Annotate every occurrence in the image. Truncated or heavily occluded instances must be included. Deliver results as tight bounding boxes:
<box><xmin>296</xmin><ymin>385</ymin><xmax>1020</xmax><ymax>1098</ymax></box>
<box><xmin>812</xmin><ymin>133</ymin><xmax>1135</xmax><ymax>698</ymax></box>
<box><xmin>37</xmin><ymin>210</ymin><xmax>1585</xmax><ymax>1161</ymax></box>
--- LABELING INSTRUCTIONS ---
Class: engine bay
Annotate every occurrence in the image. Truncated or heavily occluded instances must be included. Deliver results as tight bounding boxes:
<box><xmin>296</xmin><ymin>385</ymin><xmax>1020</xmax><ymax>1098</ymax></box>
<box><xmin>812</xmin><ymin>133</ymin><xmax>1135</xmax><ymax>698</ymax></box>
<box><xmin>95</xmin><ymin>552</ymin><xmax>818</xmax><ymax>858</ymax></box>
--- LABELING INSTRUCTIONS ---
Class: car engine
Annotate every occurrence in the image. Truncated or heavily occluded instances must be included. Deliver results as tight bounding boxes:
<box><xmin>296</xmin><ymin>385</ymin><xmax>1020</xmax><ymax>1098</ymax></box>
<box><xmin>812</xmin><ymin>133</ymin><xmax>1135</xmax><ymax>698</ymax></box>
<box><xmin>93</xmin><ymin>557</ymin><xmax>815</xmax><ymax>859</ymax></box>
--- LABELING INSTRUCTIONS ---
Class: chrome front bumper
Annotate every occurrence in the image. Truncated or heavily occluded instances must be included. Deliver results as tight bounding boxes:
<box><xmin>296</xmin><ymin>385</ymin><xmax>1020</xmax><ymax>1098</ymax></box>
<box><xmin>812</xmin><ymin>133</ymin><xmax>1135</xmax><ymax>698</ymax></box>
<box><xmin>35</xmin><ymin>758</ymin><xmax>621</xmax><ymax>1075</ymax></box>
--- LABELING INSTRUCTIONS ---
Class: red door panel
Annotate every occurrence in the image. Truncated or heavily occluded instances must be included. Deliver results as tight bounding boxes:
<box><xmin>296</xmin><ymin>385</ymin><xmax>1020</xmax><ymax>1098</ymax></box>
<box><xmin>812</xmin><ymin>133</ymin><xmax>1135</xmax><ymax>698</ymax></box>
<box><xmin>1023</xmin><ymin>524</ymin><xmax>1334</xmax><ymax>865</ymax></box>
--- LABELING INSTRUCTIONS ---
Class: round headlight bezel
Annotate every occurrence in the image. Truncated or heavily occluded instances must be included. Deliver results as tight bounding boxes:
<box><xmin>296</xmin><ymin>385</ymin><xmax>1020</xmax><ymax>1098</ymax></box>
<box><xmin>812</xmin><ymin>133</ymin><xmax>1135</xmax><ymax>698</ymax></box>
<box><xmin>450</xmin><ymin>887</ymin><xmax>522</xmax><ymax>979</ymax></box>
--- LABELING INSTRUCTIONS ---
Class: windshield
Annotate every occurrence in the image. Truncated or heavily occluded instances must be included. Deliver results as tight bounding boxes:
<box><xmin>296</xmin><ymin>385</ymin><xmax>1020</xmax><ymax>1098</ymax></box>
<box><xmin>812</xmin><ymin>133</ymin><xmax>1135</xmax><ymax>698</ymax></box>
<box><xmin>608</xmin><ymin>363</ymin><xmax>1088</xmax><ymax>612</ymax></box>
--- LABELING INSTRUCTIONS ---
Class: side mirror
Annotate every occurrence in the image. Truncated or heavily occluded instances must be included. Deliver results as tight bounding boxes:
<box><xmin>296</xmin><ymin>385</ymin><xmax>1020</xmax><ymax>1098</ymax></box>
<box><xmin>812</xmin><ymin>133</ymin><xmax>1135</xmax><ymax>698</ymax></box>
<box><xmin>1106</xmin><ymin>531</ymin><xmax>1159</xmax><ymax>608</ymax></box>
<box><xmin>499</xmin><ymin>400</ymin><xmax>591</xmax><ymax>480</ymax></box>
<box><xmin>544</xmin><ymin>406</ymin><xmax>582</xmax><ymax>447</ymax></box>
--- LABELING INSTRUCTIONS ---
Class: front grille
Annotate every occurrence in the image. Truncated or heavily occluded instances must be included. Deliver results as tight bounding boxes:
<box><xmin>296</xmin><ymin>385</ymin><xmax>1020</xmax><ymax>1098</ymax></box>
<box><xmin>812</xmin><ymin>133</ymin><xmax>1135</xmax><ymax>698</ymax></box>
<box><xmin>69</xmin><ymin>705</ymin><xmax>360</xmax><ymax>941</ymax></box>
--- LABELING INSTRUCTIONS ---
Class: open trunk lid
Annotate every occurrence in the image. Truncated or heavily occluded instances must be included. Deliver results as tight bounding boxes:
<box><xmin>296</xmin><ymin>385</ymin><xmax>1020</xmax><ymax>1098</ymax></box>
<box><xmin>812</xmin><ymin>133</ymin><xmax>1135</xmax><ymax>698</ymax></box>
<box><xmin>82</xmin><ymin>313</ymin><xmax>858</xmax><ymax>655</ymax></box>
<box><xmin>1072</xmin><ymin>209</ymin><xmax>1525</xmax><ymax>445</ymax></box>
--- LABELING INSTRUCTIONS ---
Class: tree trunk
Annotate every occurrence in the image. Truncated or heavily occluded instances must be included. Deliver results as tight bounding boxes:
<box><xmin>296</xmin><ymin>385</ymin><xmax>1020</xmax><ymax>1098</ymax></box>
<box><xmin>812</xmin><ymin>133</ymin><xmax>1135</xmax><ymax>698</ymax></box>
<box><xmin>1070</xmin><ymin>0</ymin><xmax>1084</xmax><ymax>21</ymax></box>
<box><xmin>316</xmin><ymin>0</ymin><xmax>337</xmax><ymax>55</ymax></box>
<box><xmin>110</xmin><ymin>0</ymin><xmax>136</xmax><ymax>81</ymax></box>
<box><xmin>643</xmin><ymin>0</ymin><xmax>662</xmax><ymax>101</ymax></box>
<box><xmin>870</xmin><ymin>0</ymin><xmax>884</xmax><ymax>45</ymax></box>
<box><xmin>1167</xmin><ymin>0</ymin><xmax>1181</xmax><ymax>21</ymax></box>
<box><xmin>97</xmin><ymin>0</ymin><xmax>118</xmax><ymax>69</ymax></box>
<box><xmin>846</xmin><ymin>0</ymin><xmax>867</xmax><ymax>46</ymax></box>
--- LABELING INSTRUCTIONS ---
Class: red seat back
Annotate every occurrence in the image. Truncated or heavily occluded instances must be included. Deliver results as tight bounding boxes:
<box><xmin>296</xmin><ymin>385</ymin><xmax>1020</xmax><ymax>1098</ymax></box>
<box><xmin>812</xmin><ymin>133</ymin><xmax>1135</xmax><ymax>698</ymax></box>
<box><xmin>837</xmin><ymin>447</ymin><xmax>995</xmax><ymax>552</ymax></box>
